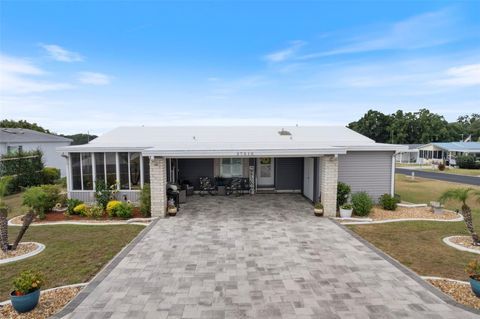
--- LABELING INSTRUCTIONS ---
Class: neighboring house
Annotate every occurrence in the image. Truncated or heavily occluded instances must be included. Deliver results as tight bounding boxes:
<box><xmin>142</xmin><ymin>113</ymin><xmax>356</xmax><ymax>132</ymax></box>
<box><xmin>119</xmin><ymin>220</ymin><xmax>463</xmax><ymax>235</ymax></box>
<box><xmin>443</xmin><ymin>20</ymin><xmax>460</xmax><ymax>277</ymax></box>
<box><xmin>0</xmin><ymin>128</ymin><xmax>72</xmax><ymax>176</ymax></box>
<box><xmin>395</xmin><ymin>144</ymin><xmax>423</xmax><ymax>164</ymax></box>
<box><xmin>58</xmin><ymin>126</ymin><xmax>406</xmax><ymax>217</ymax></box>
<box><xmin>417</xmin><ymin>142</ymin><xmax>480</xmax><ymax>165</ymax></box>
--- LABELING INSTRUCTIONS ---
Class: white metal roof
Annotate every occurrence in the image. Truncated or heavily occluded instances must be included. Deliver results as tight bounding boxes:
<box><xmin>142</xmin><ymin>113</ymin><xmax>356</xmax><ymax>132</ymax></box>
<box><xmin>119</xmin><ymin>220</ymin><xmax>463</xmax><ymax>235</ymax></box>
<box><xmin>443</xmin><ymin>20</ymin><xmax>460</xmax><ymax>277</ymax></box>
<box><xmin>57</xmin><ymin>126</ymin><xmax>407</xmax><ymax>157</ymax></box>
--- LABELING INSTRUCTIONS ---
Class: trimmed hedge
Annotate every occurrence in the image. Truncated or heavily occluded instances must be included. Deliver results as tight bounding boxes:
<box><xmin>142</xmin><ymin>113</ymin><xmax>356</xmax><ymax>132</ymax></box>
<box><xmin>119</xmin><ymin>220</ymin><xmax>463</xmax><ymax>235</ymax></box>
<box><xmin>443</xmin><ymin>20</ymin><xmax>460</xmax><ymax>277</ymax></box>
<box><xmin>351</xmin><ymin>192</ymin><xmax>373</xmax><ymax>216</ymax></box>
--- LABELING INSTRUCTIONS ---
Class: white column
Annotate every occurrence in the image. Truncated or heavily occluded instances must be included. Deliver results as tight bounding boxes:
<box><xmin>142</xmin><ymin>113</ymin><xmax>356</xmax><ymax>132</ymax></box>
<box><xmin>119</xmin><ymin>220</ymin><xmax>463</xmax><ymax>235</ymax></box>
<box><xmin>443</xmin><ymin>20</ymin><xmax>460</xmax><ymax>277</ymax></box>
<box><xmin>150</xmin><ymin>156</ymin><xmax>167</xmax><ymax>218</ymax></box>
<box><xmin>320</xmin><ymin>155</ymin><xmax>339</xmax><ymax>217</ymax></box>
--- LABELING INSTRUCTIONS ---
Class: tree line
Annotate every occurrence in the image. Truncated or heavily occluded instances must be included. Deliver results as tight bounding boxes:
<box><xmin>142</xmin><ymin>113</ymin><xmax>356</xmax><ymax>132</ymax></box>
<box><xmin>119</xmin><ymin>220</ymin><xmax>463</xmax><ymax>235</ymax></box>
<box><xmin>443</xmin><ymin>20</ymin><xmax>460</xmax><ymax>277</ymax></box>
<box><xmin>348</xmin><ymin>109</ymin><xmax>480</xmax><ymax>144</ymax></box>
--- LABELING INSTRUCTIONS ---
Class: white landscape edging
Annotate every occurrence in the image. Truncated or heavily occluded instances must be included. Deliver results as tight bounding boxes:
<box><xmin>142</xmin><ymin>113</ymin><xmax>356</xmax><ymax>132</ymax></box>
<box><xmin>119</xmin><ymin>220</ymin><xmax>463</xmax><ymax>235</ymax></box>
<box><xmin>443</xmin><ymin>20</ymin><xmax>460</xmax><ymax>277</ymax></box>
<box><xmin>443</xmin><ymin>236</ymin><xmax>480</xmax><ymax>255</ymax></box>
<box><xmin>397</xmin><ymin>203</ymin><xmax>428</xmax><ymax>208</ymax></box>
<box><xmin>8</xmin><ymin>215</ymin><xmax>156</xmax><ymax>227</ymax></box>
<box><xmin>339</xmin><ymin>213</ymin><xmax>463</xmax><ymax>225</ymax></box>
<box><xmin>0</xmin><ymin>242</ymin><xmax>46</xmax><ymax>265</ymax></box>
<box><xmin>421</xmin><ymin>276</ymin><xmax>469</xmax><ymax>285</ymax></box>
<box><xmin>0</xmin><ymin>282</ymin><xmax>88</xmax><ymax>306</ymax></box>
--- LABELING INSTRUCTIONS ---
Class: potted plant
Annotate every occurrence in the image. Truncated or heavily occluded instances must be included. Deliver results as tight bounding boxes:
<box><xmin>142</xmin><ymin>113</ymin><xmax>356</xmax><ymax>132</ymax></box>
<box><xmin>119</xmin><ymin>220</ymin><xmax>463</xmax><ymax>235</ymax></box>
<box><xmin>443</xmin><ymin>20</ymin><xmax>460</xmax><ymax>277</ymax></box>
<box><xmin>10</xmin><ymin>270</ymin><xmax>43</xmax><ymax>313</ymax></box>
<box><xmin>313</xmin><ymin>202</ymin><xmax>323</xmax><ymax>216</ymax></box>
<box><xmin>167</xmin><ymin>198</ymin><xmax>177</xmax><ymax>216</ymax></box>
<box><xmin>466</xmin><ymin>259</ymin><xmax>480</xmax><ymax>297</ymax></box>
<box><xmin>339</xmin><ymin>203</ymin><xmax>353</xmax><ymax>218</ymax></box>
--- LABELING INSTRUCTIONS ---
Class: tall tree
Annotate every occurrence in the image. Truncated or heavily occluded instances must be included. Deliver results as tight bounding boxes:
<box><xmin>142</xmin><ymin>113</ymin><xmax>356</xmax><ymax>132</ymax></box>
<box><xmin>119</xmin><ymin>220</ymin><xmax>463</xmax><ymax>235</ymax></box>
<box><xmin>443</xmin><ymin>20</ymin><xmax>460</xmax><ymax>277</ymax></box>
<box><xmin>347</xmin><ymin>110</ymin><xmax>392</xmax><ymax>143</ymax></box>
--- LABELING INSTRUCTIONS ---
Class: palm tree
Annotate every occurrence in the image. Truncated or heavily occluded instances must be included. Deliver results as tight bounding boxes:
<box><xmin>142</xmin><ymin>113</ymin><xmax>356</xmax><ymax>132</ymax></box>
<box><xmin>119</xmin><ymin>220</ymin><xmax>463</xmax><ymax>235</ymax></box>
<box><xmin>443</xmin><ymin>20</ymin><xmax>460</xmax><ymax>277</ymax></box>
<box><xmin>440</xmin><ymin>188</ymin><xmax>480</xmax><ymax>246</ymax></box>
<box><xmin>0</xmin><ymin>178</ymin><xmax>9</xmax><ymax>252</ymax></box>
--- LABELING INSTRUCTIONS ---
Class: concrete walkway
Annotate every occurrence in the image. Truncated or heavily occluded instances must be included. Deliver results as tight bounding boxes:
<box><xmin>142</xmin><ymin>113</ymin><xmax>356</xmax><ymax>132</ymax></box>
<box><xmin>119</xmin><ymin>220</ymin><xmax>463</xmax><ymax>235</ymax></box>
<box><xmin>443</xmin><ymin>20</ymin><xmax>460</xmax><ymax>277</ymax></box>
<box><xmin>61</xmin><ymin>195</ymin><xmax>478</xmax><ymax>318</ymax></box>
<box><xmin>396</xmin><ymin>168</ymin><xmax>480</xmax><ymax>186</ymax></box>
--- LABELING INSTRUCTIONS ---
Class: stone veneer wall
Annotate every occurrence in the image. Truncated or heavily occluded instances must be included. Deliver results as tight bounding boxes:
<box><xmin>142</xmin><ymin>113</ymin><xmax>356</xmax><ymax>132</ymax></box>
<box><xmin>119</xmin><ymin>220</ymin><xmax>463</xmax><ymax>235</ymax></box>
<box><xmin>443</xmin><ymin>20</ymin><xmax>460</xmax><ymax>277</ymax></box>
<box><xmin>150</xmin><ymin>157</ymin><xmax>167</xmax><ymax>217</ymax></box>
<box><xmin>320</xmin><ymin>155</ymin><xmax>338</xmax><ymax>217</ymax></box>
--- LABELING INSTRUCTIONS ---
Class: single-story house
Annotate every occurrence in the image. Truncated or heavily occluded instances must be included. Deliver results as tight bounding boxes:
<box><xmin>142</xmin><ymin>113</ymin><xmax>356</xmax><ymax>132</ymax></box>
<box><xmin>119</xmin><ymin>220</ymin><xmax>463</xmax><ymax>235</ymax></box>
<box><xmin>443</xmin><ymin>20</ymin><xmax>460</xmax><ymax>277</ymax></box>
<box><xmin>395</xmin><ymin>144</ymin><xmax>424</xmax><ymax>164</ymax></box>
<box><xmin>1</xmin><ymin>128</ymin><xmax>72</xmax><ymax>176</ymax></box>
<box><xmin>57</xmin><ymin>126</ymin><xmax>406</xmax><ymax>217</ymax></box>
<box><xmin>417</xmin><ymin>142</ymin><xmax>480</xmax><ymax>165</ymax></box>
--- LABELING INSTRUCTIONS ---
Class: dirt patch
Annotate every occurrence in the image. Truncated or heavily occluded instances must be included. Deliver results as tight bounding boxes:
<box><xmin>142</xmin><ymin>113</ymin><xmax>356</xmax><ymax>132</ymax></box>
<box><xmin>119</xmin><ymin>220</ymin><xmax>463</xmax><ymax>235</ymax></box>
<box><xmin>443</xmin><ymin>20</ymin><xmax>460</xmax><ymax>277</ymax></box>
<box><xmin>0</xmin><ymin>286</ymin><xmax>82</xmax><ymax>319</ymax></box>
<box><xmin>450</xmin><ymin>236</ymin><xmax>480</xmax><ymax>252</ymax></box>
<box><xmin>369</xmin><ymin>206</ymin><xmax>459</xmax><ymax>221</ymax></box>
<box><xmin>0</xmin><ymin>243</ymin><xmax>38</xmax><ymax>260</ymax></box>
<box><xmin>427</xmin><ymin>279</ymin><xmax>480</xmax><ymax>310</ymax></box>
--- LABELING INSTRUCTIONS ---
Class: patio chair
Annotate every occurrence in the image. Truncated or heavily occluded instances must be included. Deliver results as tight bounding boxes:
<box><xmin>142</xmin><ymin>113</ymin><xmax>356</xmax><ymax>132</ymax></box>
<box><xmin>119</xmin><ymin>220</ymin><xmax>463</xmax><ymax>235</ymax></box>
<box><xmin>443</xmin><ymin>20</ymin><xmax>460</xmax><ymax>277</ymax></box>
<box><xmin>226</xmin><ymin>177</ymin><xmax>242</xmax><ymax>196</ymax></box>
<box><xmin>199</xmin><ymin>177</ymin><xmax>216</xmax><ymax>196</ymax></box>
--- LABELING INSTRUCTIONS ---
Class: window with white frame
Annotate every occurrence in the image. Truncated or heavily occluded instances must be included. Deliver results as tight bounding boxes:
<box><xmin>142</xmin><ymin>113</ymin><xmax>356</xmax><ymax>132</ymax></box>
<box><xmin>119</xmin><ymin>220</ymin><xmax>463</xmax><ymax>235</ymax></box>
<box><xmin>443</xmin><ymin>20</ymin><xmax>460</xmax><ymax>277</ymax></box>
<box><xmin>220</xmin><ymin>158</ymin><xmax>243</xmax><ymax>177</ymax></box>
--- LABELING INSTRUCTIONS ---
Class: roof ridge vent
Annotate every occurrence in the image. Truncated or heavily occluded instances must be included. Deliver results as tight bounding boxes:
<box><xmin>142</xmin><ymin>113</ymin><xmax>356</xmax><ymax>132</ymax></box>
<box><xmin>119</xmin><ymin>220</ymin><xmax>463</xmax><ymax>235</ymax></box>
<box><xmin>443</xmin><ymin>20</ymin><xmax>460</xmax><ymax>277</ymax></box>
<box><xmin>278</xmin><ymin>128</ymin><xmax>291</xmax><ymax>136</ymax></box>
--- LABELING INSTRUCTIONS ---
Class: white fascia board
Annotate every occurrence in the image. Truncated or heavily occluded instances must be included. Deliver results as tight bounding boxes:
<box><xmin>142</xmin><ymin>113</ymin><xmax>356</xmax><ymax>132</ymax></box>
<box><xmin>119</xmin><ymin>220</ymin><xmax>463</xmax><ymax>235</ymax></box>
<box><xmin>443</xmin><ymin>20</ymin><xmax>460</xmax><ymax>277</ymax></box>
<box><xmin>142</xmin><ymin>148</ymin><xmax>347</xmax><ymax>158</ymax></box>
<box><xmin>56</xmin><ymin>146</ymin><xmax>149</xmax><ymax>153</ymax></box>
<box><xmin>343</xmin><ymin>144</ymin><xmax>409</xmax><ymax>152</ymax></box>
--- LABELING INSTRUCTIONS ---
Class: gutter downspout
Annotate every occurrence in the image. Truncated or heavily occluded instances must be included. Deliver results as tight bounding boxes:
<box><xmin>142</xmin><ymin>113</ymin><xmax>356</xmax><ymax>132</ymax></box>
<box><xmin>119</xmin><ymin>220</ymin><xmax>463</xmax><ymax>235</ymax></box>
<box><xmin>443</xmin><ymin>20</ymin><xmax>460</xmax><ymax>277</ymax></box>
<box><xmin>391</xmin><ymin>153</ymin><xmax>396</xmax><ymax>196</ymax></box>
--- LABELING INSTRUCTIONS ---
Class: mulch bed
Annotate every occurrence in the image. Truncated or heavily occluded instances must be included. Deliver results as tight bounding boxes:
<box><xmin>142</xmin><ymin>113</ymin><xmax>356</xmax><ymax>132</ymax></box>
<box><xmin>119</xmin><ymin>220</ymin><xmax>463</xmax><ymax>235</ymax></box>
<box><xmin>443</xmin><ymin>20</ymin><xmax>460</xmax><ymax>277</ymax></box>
<box><xmin>10</xmin><ymin>207</ymin><xmax>147</xmax><ymax>224</ymax></box>
<box><xmin>0</xmin><ymin>243</ymin><xmax>38</xmax><ymax>260</ymax></box>
<box><xmin>0</xmin><ymin>286</ymin><xmax>82</xmax><ymax>319</ymax></box>
<box><xmin>427</xmin><ymin>279</ymin><xmax>480</xmax><ymax>310</ymax></box>
<box><xmin>450</xmin><ymin>236</ymin><xmax>480</xmax><ymax>252</ymax></box>
<box><xmin>369</xmin><ymin>206</ymin><xmax>459</xmax><ymax>221</ymax></box>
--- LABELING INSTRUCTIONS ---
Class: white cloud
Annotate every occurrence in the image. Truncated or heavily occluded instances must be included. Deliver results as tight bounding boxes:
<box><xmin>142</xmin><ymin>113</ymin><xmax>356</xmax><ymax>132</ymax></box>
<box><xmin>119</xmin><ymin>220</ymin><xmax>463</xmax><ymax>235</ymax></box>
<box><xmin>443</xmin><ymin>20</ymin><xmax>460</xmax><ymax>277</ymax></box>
<box><xmin>40</xmin><ymin>44</ymin><xmax>84</xmax><ymax>62</ymax></box>
<box><xmin>264</xmin><ymin>41</ymin><xmax>305</xmax><ymax>62</ymax></box>
<box><xmin>432</xmin><ymin>64</ymin><xmax>480</xmax><ymax>86</ymax></box>
<box><xmin>78</xmin><ymin>72</ymin><xmax>112</xmax><ymax>85</ymax></box>
<box><xmin>0</xmin><ymin>54</ymin><xmax>73</xmax><ymax>94</ymax></box>
<box><xmin>298</xmin><ymin>9</ymin><xmax>458</xmax><ymax>59</ymax></box>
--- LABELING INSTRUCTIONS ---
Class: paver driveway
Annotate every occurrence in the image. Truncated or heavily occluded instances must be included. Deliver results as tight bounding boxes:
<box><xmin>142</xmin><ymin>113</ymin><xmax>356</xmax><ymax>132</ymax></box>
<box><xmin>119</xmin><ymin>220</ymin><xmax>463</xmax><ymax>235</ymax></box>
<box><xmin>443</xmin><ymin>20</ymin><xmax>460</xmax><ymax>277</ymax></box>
<box><xmin>63</xmin><ymin>194</ymin><xmax>477</xmax><ymax>319</ymax></box>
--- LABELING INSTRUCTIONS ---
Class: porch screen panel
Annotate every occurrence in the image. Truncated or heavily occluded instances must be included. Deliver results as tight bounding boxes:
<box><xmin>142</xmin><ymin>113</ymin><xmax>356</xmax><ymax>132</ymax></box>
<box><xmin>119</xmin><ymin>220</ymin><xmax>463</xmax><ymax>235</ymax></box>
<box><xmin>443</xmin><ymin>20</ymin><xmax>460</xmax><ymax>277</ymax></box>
<box><xmin>130</xmin><ymin>153</ymin><xmax>141</xmax><ymax>190</ymax></box>
<box><xmin>94</xmin><ymin>153</ymin><xmax>105</xmax><ymax>185</ymax></box>
<box><xmin>143</xmin><ymin>157</ymin><xmax>150</xmax><ymax>184</ymax></box>
<box><xmin>71</xmin><ymin>153</ymin><xmax>82</xmax><ymax>190</ymax></box>
<box><xmin>105</xmin><ymin>153</ymin><xmax>116</xmax><ymax>187</ymax></box>
<box><xmin>81</xmin><ymin>153</ymin><xmax>93</xmax><ymax>190</ymax></box>
<box><xmin>119</xmin><ymin>152</ymin><xmax>129</xmax><ymax>189</ymax></box>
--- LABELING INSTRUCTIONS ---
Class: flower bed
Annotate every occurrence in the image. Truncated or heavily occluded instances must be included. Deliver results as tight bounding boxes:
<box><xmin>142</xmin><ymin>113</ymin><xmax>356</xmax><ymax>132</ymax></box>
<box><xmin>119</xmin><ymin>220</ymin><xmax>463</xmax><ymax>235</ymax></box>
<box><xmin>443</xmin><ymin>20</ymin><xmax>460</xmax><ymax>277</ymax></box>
<box><xmin>9</xmin><ymin>207</ymin><xmax>148</xmax><ymax>225</ymax></box>
<box><xmin>0</xmin><ymin>285</ymin><xmax>83</xmax><ymax>319</ymax></box>
<box><xmin>444</xmin><ymin>236</ymin><xmax>480</xmax><ymax>254</ymax></box>
<box><xmin>426</xmin><ymin>278</ymin><xmax>480</xmax><ymax>310</ymax></box>
<box><xmin>0</xmin><ymin>243</ymin><xmax>38</xmax><ymax>260</ymax></box>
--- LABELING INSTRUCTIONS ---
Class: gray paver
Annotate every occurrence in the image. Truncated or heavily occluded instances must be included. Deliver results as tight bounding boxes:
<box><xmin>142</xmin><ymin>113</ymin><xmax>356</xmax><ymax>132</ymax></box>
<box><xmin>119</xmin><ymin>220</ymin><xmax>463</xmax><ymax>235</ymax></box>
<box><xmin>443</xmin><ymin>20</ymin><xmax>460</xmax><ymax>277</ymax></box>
<box><xmin>64</xmin><ymin>194</ymin><xmax>478</xmax><ymax>318</ymax></box>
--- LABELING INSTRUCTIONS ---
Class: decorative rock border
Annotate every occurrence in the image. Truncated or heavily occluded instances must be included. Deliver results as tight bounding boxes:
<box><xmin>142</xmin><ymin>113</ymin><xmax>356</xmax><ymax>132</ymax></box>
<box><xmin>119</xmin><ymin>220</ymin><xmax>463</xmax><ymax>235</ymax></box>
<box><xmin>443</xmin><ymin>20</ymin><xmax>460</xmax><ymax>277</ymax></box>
<box><xmin>0</xmin><ymin>242</ymin><xmax>45</xmax><ymax>265</ymax></box>
<box><xmin>337</xmin><ymin>212</ymin><xmax>463</xmax><ymax>225</ymax></box>
<box><xmin>8</xmin><ymin>215</ymin><xmax>156</xmax><ymax>227</ymax></box>
<box><xmin>421</xmin><ymin>276</ymin><xmax>469</xmax><ymax>284</ymax></box>
<box><xmin>443</xmin><ymin>236</ymin><xmax>480</xmax><ymax>255</ymax></box>
<box><xmin>0</xmin><ymin>283</ymin><xmax>87</xmax><ymax>306</ymax></box>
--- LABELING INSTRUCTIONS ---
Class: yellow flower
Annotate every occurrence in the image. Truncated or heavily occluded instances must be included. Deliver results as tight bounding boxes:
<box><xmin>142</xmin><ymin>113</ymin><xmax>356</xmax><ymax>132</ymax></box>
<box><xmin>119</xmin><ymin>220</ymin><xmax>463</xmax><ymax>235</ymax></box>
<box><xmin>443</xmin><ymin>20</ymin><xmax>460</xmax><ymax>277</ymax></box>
<box><xmin>32</xmin><ymin>282</ymin><xmax>37</xmax><ymax>288</ymax></box>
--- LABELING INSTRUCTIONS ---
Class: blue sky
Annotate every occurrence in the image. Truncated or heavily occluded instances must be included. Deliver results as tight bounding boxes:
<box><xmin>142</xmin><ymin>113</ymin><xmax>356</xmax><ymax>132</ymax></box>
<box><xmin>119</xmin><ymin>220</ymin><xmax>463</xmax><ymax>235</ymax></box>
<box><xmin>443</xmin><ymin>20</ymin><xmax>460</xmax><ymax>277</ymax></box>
<box><xmin>1</xmin><ymin>1</ymin><xmax>479</xmax><ymax>134</ymax></box>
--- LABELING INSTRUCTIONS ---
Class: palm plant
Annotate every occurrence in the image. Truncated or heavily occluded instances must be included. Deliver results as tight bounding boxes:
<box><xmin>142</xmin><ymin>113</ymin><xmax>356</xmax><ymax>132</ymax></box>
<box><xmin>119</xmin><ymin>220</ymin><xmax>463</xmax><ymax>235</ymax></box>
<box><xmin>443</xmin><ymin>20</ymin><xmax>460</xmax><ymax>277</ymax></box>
<box><xmin>0</xmin><ymin>178</ymin><xmax>10</xmax><ymax>252</ymax></box>
<box><xmin>440</xmin><ymin>188</ymin><xmax>480</xmax><ymax>246</ymax></box>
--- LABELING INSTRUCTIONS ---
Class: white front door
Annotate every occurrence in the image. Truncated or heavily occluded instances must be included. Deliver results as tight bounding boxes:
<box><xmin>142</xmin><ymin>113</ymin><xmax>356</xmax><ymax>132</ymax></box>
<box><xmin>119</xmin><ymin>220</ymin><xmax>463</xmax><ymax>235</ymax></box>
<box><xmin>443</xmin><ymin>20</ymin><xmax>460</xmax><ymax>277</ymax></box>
<box><xmin>303</xmin><ymin>157</ymin><xmax>314</xmax><ymax>201</ymax></box>
<box><xmin>257</xmin><ymin>157</ymin><xmax>274</xmax><ymax>187</ymax></box>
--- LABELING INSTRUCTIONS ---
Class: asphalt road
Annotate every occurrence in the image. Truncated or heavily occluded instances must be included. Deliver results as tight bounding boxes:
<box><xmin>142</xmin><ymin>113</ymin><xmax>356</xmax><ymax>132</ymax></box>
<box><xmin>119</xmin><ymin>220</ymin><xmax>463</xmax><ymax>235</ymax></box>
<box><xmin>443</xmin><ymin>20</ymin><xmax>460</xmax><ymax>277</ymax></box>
<box><xmin>396</xmin><ymin>168</ymin><xmax>480</xmax><ymax>186</ymax></box>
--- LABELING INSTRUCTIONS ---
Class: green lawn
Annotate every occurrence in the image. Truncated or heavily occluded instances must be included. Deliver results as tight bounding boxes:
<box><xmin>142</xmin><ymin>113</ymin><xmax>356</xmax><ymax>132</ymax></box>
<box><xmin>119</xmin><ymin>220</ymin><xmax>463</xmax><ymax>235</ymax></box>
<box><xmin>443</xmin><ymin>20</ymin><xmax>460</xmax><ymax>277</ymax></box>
<box><xmin>0</xmin><ymin>224</ymin><xmax>144</xmax><ymax>301</ymax></box>
<box><xmin>348</xmin><ymin>174</ymin><xmax>480</xmax><ymax>281</ymax></box>
<box><xmin>419</xmin><ymin>167</ymin><xmax>480</xmax><ymax>177</ymax></box>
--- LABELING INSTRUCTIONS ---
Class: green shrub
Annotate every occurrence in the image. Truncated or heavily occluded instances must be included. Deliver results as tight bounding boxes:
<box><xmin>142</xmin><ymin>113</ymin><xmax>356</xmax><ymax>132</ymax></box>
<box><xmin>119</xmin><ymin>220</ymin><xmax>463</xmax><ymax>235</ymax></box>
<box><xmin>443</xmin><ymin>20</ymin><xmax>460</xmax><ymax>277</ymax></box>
<box><xmin>379</xmin><ymin>193</ymin><xmax>399</xmax><ymax>210</ymax></box>
<box><xmin>95</xmin><ymin>179</ymin><xmax>110</xmax><ymax>209</ymax></box>
<box><xmin>12</xmin><ymin>270</ymin><xmax>44</xmax><ymax>295</ymax></box>
<box><xmin>115</xmin><ymin>202</ymin><xmax>133</xmax><ymax>219</ymax></box>
<box><xmin>41</xmin><ymin>167</ymin><xmax>60</xmax><ymax>184</ymax></box>
<box><xmin>83</xmin><ymin>204</ymin><xmax>104</xmax><ymax>218</ymax></box>
<box><xmin>337</xmin><ymin>182</ymin><xmax>351</xmax><ymax>209</ymax></box>
<box><xmin>56</xmin><ymin>176</ymin><xmax>67</xmax><ymax>188</ymax></box>
<box><xmin>457</xmin><ymin>155</ymin><xmax>480</xmax><ymax>169</ymax></box>
<box><xmin>66</xmin><ymin>198</ymin><xmax>83</xmax><ymax>215</ymax></box>
<box><xmin>351</xmin><ymin>192</ymin><xmax>373</xmax><ymax>216</ymax></box>
<box><xmin>73</xmin><ymin>203</ymin><xmax>87</xmax><ymax>215</ymax></box>
<box><xmin>22</xmin><ymin>185</ymin><xmax>60</xmax><ymax>219</ymax></box>
<box><xmin>140</xmin><ymin>184</ymin><xmax>151</xmax><ymax>217</ymax></box>
<box><xmin>0</xmin><ymin>150</ymin><xmax>44</xmax><ymax>192</ymax></box>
